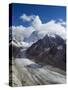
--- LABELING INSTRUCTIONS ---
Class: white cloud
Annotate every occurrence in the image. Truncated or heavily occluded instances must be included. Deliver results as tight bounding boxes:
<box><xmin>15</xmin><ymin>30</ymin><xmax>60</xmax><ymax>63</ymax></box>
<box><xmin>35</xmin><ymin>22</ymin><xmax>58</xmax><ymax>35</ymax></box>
<box><xmin>11</xmin><ymin>25</ymin><xmax>26</xmax><ymax>30</ymax></box>
<box><xmin>20</xmin><ymin>14</ymin><xmax>35</xmax><ymax>22</ymax></box>
<box><xmin>32</xmin><ymin>17</ymin><xmax>66</xmax><ymax>39</ymax></box>
<box><xmin>10</xmin><ymin>25</ymin><xmax>35</xmax><ymax>42</ymax></box>
<box><xmin>57</xmin><ymin>19</ymin><xmax>66</xmax><ymax>26</ymax></box>
<box><xmin>10</xmin><ymin>14</ymin><xmax>66</xmax><ymax>43</ymax></box>
<box><xmin>32</xmin><ymin>16</ymin><xmax>42</xmax><ymax>30</ymax></box>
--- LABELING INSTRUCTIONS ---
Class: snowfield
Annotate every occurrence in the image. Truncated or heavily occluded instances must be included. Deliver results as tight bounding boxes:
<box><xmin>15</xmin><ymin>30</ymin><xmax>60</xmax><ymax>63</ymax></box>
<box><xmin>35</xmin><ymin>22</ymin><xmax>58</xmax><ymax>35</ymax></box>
<box><xmin>11</xmin><ymin>48</ymin><xmax>66</xmax><ymax>86</ymax></box>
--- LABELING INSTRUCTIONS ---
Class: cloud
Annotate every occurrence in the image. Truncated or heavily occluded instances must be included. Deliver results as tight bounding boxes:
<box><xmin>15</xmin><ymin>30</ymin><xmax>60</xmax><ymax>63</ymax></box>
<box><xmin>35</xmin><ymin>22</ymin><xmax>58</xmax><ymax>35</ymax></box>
<box><xmin>32</xmin><ymin>16</ymin><xmax>42</xmax><ymax>30</ymax></box>
<box><xmin>10</xmin><ymin>14</ymin><xmax>66</xmax><ymax>43</ymax></box>
<box><xmin>10</xmin><ymin>25</ymin><xmax>35</xmax><ymax>42</ymax></box>
<box><xmin>11</xmin><ymin>25</ymin><xmax>26</xmax><ymax>31</ymax></box>
<box><xmin>57</xmin><ymin>19</ymin><xmax>66</xmax><ymax>27</ymax></box>
<box><xmin>32</xmin><ymin>16</ymin><xmax>66</xmax><ymax>39</ymax></box>
<box><xmin>20</xmin><ymin>14</ymin><xmax>35</xmax><ymax>22</ymax></box>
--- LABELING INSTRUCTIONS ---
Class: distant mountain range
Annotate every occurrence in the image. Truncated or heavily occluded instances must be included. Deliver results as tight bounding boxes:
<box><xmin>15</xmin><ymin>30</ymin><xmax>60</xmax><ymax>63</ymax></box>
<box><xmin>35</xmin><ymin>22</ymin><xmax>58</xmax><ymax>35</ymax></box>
<box><xmin>9</xmin><ymin>28</ymin><xmax>66</xmax><ymax>71</ymax></box>
<box><xmin>9</xmin><ymin>26</ymin><xmax>66</xmax><ymax>45</ymax></box>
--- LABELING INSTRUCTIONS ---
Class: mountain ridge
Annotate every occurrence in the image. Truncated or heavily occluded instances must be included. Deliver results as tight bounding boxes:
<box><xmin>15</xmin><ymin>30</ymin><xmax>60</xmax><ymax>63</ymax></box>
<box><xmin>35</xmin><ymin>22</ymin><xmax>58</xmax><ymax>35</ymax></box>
<box><xmin>26</xmin><ymin>34</ymin><xmax>66</xmax><ymax>71</ymax></box>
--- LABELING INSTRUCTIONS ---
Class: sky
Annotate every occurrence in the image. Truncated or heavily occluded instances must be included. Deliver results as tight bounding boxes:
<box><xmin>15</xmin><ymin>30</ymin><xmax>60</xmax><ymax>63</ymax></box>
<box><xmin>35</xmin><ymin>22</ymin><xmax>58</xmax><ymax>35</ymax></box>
<box><xmin>10</xmin><ymin>3</ymin><xmax>66</xmax><ymax>27</ymax></box>
<box><xmin>9</xmin><ymin>3</ymin><xmax>66</xmax><ymax>41</ymax></box>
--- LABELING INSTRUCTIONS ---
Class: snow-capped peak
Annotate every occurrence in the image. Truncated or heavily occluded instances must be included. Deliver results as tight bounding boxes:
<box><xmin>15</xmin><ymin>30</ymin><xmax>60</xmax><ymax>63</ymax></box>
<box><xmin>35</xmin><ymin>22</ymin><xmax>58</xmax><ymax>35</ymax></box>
<box><xmin>47</xmin><ymin>33</ymin><xmax>56</xmax><ymax>38</ymax></box>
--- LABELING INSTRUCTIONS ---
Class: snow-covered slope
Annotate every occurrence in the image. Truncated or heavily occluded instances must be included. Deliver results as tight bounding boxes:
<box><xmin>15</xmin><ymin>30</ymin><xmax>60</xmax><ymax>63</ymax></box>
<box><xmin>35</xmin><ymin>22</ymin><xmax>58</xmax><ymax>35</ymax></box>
<box><xmin>10</xmin><ymin>47</ymin><xmax>66</xmax><ymax>86</ymax></box>
<box><xmin>25</xmin><ymin>30</ymin><xmax>66</xmax><ymax>45</ymax></box>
